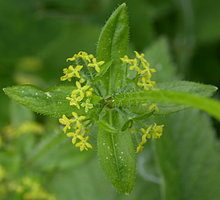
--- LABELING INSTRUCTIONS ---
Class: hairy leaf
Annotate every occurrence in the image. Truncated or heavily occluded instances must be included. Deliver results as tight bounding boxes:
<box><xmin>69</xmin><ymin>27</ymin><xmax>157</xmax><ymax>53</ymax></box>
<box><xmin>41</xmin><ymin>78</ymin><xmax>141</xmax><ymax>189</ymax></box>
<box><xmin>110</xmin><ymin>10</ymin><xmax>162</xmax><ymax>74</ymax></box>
<box><xmin>156</xmin><ymin>81</ymin><xmax>217</xmax><ymax>96</ymax></box>
<box><xmin>108</xmin><ymin>86</ymin><xmax>220</xmax><ymax>120</ymax></box>
<box><xmin>96</xmin><ymin>3</ymin><xmax>129</xmax><ymax>95</ymax></box>
<box><xmin>129</xmin><ymin>81</ymin><xmax>218</xmax><ymax>115</ymax></box>
<box><xmin>3</xmin><ymin>85</ymin><xmax>83</xmax><ymax>117</ymax></box>
<box><xmin>97</xmin><ymin>110</ymin><xmax>136</xmax><ymax>194</ymax></box>
<box><xmin>154</xmin><ymin>109</ymin><xmax>220</xmax><ymax>200</ymax></box>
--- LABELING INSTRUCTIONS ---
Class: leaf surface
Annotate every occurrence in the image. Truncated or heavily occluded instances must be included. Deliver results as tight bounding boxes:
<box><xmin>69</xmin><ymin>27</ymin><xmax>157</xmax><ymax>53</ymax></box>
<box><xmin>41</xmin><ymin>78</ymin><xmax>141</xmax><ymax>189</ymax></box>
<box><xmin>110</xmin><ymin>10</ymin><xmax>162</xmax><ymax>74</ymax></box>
<box><xmin>154</xmin><ymin>109</ymin><xmax>220</xmax><ymax>200</ymax></box>
<box><xmin>3</xmin><ymin>85</ymin><xmax>82</xmax><ymax>117</ymax></box>
<box><xmin>96</xmin><ymin>3</ymin><xmax>129</xmax><ymax>95</ymax></box>
<box><xmin>109</xmin><ymin>85</ymin><xmax>220</xmax><ymax>120</ymax></box>
<box><xmin>97</xmin><ymin>110</ymin><xmax>136</xmax><ymax>194</ymax></box>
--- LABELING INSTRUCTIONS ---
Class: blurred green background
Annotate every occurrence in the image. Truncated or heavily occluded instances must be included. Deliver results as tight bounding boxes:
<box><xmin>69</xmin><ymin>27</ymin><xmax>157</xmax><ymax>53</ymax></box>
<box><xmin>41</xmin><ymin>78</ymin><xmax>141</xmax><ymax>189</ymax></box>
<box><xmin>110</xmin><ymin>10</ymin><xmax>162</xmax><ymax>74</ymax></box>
<box><xmin>0</xmin><ymin>0</ymin><xmax>220</xmax><ymax>199</ymax></box>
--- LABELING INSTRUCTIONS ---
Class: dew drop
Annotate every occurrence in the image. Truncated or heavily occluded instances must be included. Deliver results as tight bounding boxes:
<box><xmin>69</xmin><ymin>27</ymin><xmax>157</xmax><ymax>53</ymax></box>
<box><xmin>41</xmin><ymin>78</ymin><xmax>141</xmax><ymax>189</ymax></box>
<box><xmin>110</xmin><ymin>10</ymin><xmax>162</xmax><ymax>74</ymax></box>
<box><xmin>44</xmin><ymin>92</ymin><xmax>52</xmax><ymax>98</ymax></box>
<box><xmin>106</xmin><ymin>157</ymin><xmax>109</xmax><ymax>160</ymax></box>
<box><xmin>35</xmin><ymin>92</ymin><xmax>38</xmax><ymax>95</ymax></box>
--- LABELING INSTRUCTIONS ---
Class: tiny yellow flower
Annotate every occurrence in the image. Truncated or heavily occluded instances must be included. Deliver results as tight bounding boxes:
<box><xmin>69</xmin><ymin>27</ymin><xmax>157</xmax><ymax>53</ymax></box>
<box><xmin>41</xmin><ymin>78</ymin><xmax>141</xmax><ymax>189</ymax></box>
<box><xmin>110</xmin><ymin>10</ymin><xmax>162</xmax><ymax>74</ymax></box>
<box><xmin>60</xmin><ymin>65</ymin><xmax>83</xmax><ymax>81</ymax></box>
<box><xmin>148</xmin><ymin>104</ymin><xmax>159</xmax><ymax>112</ymax></box>
<box><xmin>66</xmin><ymin>56</ymin><xmax>76</xmax><ymax>62</ymax></box>
<box><xmin>134</xmin><ymin>51</ymin><xmax>150</xmax><ymax>68</ymax></box>
<box><xmin>78</xmin><ymin>51</ymin><xmax>94</xmax><ymax>62</ymax></box>
<box><xmin>136</xmin><ymin>126</ymin><xmax>152</xmax><ymax>153</ymax></box>
<box><xmin>88</xmin><ymin>58</ymin><xmax>104</xmax><ymax>72</ymax></box>
<box><xmin>81</xmin><ymin>99</ymin><xmax>94</xmax><ymax>112</ymax></box>
<box><xmin>79</xmin><ymin>78</ymin><xmax>85</xmax><ymax>83</ymax></box>
<box><xmin>137</xmin><ymin>79</ymin><xmax>155</xmax><ymax>90</ymax></box>
<box><xmin>134</xmin><ymin>51</ymin><xmax>145</xmax><ymax>60</ymax></box>
<box><xmin>151</xmin><ymin>124</ymin><xmax>164</xmax><ymax>139</ymax></box>
<box><xmin>120</xmin><ymin>55</ymin><xmax>137</xmax><ymax>64</ymax></box>
<box><xmin>129</xmin><ymin>65</ymin><xmax>141</xmax><ymax>73</ymax></box>
<box><xmin>86</xmin><ymin>88</ymin><xmax>94</xmax><ymax>97</ymax></box>
<box><xmin>72</xmin><ymin>112</ymin><xmax>86</xmax><ymax>128</ymax></box>
<box><xmin>59</xmin><ymin>115</ymin><xmax>73</xmax><ymax>133</ymax></box>
<box><xmin>67</xmin><ymin>51</ymin><xmax>94</xmax><ymax>62</ymax></box>
<box><xmin>66</xmin><ymin>96</ymin><xmax>81</xmax><ymax>109</ymax></box>
<box><xmin>72</xmin><ymin>81</ymin><xmax>91</xmax><ymax>101</ymax></box>
<box><xmin>136</xmin><ymin>144</ymin><xmax>143</xmax><ymax>153</ymax></box>
<box><xmin>66</xmin><ymin>130</ymin><xmax>80</xmax><ymax>144</ymax></box>
<box><xmin>140</xmin><ymin>126</ymin><xmax>151</xmax><ymax>136</ymax></box>
<box><xmin>75</xmin><ymin>135</ymin><xmax>92</xmax><ymax>151</ymax></box>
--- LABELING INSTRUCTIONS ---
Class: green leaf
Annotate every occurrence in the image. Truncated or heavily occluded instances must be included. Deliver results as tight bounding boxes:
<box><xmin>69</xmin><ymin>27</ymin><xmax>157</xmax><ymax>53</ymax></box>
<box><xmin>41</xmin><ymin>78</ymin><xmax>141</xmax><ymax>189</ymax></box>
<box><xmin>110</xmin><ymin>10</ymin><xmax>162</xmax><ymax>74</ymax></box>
<box><xmin>156</xmin><ymin>81</ymin><xmax>217</xmax><ymax>96</ymax></box>
<box><xmin>108</xmin><ymin>86</ymin><xmax>220</xmax><ymax>120</ymax></box>
<box><xmin>97</xmin><ymin>110</ymin><xmax>136</xmax><ymax>194</ymax></box>
<box><xmin>96</xmin><ymin>4</ymin><xmax>135</xmax><ymax>194</ymax></box>
<box><xmin>154</xmin><ymin>109</ymin><xmax>220</xmax><ymax>200</ymax></box>
<box><xmin>96</xmin><ymin>3</ymin><xmax>129</xmax><ymax>95</ymax></box>
<box><xmin>3</xmin><ymin>85</ymin><xmax>83</xmax><ymax>117</ymax></box>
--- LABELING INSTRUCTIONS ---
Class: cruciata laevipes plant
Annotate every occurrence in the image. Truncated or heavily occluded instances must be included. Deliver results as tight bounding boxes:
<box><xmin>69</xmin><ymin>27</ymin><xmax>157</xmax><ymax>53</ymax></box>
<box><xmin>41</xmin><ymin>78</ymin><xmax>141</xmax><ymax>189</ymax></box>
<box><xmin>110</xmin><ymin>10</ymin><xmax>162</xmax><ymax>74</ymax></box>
<box><xmin>3</xmin><ymin>3</ymin><xmax>220</xmax><ymax>194</ymax></box>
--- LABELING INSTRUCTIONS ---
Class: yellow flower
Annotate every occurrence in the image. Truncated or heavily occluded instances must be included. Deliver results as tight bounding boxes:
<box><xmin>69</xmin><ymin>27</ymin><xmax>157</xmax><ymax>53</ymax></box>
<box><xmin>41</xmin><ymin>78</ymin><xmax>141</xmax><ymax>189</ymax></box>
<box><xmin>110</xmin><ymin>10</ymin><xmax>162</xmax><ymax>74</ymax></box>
<box><xmin>66</xmin><ymin>130</ymin><xmax>80</xmax><ymax>144</ymax></box>
<box><xmin>137</xmin><ymin>79</ymin><xmax>155</xmax><ymax>90</ymax></box>
<box><xmin>120</xmin><ymin>55</ymin><xmax>136</xmax><ymax>64</ymax></box>
<box><xmin>136</xmin><ymin>127</ymin><xmax>152</xmax><ymax>153</ymax></box>
<box><xmin>134</xmin><ymin>51</ymin><xmax>145</xmax><ymax>60</ymax></box>
<box><xmin>151</xmin><ymin>124</ymin><xmax>164</xmax><ymax>139</ymax></box>
<box><xmin>136</xmin><ymin>144</ymin><xmax>143</xmax><ymax>153</ymax></box>
<box><xmin>60</xmin><ymin>65</ymin><xmax>83</xmax><ymax>81</ymax></box>
<box><xmin>66</xmin><ymin>96</ymin><xmax>81</xmax><ymax>109</ymax></box>
<box><xmin>140</xmin><ymin>127</ymin><xmax>152</xmax><ymax>137</ymax></box>
<box><xmin>66</xmin><ymin>51</ymin><xmax>94</xmax><ymax>62</ymax></box>
<box><xmin>88</xmin><ymin>58</ymin><xmax>104</xmax><ymax>72</ymax></box>
<box><xmin>134</xmin><ymin>51</ymin><xmax>150</xmax><ymax>68</ymax></box>
<box><xmin>77</xmin><ymin>51</ymin><xmax>94</xmax><ymax>62</ymax></box>
<box><xmin>81</xmin><ymin>99</ymin><xmax>93</xmax><ymax>112</ymax></box>
<box><xmin>72</xmin><ymin>81</ymin><xmax>91</xmax><ymax>102</ymax></box>
<box><xmin>148</xmin><ymin>104</ymin><xmax>159</xmax><ymax>112</ymax></box>
<box><xmin>66</xmin><ymin>56</ymin><xmax>77</xmax><ymax>62</ymax></box>
<box><xmin>75</xmin><ymin>135</ymin><xmax>92</xmax><ymax>151</ymax></box>
<box><xmin>129</xmin><ymin>65</ymin><xmax>141</xmax><ymax>73</ymax></box>
<box><xmin>71</xmin><ymin>112</ymin><xmax>86</xmax><ymax>128</ymax></box>
<box><xmin>86</xmin><ymin>88</ymin><xmax>94</xmax><ymax>97</ymax></box>
<box><xmin>59</xmin><ymin>115</ymin><xmax>73</xmax><ymax>133</ymax></box>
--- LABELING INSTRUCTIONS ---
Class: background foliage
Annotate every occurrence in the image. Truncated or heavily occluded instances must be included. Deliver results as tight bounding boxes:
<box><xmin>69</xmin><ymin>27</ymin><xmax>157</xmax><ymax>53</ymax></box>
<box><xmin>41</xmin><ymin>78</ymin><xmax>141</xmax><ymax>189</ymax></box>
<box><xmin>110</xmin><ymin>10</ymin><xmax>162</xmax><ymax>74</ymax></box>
<box><xmin>0</xmin><ymin>0</ymin><xmax>219</xmax><ymax>199</ymax></box>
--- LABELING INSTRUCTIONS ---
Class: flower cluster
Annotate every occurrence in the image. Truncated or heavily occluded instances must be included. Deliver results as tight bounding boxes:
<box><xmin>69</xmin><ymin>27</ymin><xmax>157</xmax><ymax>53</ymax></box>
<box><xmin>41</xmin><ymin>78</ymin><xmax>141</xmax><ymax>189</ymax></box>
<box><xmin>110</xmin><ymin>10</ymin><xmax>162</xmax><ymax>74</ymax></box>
<box><xmin>121</xmin><ymin>52</ymin><xmax>163</xmax><ymax>153</ymax></box>
<box><xmin>121</xmin><ymin>51</ymin><xmax>156</xmax><ymax>90</ymax></box>
<box><xmin>136</xmin><ymin>124</ymin><xmax>164</xmax><ymax>153</ymax></box>
<box><xmin>59</xmin><ymin>51</ymin><xmax>104</xmax><ymax>151</ymax></box>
